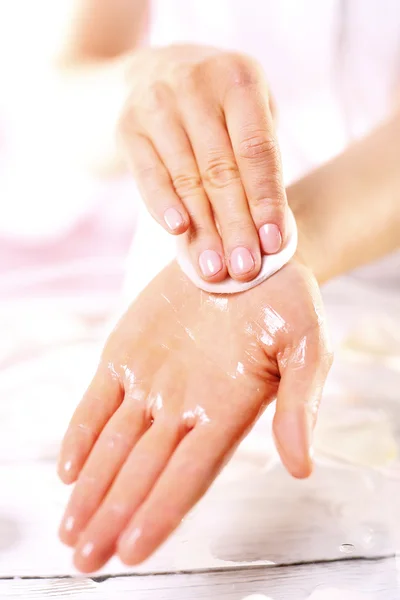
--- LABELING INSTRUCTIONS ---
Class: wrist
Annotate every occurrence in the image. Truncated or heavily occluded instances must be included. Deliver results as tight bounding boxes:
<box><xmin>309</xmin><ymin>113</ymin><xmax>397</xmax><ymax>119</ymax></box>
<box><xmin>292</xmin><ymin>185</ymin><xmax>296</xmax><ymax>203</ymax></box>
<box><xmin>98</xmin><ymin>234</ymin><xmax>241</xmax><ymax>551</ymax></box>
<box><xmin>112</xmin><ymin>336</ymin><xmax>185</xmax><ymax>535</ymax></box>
<box><xmin>286</xmin><ymin>181</ymin><xmax>330</xmax><ymax>285</ymax></box>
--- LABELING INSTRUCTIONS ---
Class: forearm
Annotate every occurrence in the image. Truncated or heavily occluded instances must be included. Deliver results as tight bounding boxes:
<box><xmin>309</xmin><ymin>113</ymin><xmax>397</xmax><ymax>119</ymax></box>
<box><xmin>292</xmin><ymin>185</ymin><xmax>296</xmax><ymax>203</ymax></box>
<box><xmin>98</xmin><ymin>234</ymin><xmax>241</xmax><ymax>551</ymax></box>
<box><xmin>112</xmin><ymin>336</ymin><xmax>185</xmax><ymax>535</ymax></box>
<box><xmin>54</xmin><ymin>0</ymin><xmax>149</xmax><ymax>174</ymax></box>
<box><xmin>289</xmin><ymin>110</ymin><xmax>400</xmax><ymax>283</ymax></box>
<box><xmin>58</xmin><ymin>0</ymin><xmax>149</xmax><ymax>65</ymax></box>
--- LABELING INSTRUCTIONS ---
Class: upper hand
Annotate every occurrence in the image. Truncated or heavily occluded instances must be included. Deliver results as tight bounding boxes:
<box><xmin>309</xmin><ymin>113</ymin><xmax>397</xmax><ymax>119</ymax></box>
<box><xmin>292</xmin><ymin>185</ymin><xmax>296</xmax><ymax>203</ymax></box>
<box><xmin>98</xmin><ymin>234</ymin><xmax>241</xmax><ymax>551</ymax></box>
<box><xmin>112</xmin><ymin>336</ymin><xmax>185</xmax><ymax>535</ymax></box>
<box><xmin>118</xmin><ymin>45</ymin><xmax>286</xmax><ymax>283</ymax></box>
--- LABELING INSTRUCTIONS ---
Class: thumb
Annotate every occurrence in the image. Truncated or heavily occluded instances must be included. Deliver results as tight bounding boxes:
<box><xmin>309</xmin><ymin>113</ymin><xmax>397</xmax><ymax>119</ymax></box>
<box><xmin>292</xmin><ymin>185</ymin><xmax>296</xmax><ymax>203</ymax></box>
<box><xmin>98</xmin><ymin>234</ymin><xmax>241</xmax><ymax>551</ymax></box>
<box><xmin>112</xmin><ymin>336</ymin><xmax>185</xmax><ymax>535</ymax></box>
<box><xmin>273</xmin><ymin>333</ymin><xmax>333</xmax><ymax>479</ymax></box>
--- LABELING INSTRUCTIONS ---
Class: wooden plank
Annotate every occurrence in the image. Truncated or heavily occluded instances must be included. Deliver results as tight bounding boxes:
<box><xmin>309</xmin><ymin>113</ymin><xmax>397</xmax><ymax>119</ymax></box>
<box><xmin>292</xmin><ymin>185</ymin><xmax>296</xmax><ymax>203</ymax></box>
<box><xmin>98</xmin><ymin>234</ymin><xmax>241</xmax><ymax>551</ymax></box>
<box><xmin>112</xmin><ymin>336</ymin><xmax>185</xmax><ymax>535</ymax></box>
<box><xmin>1</xmin><ymin>557</ymin><xmax>399</xmax><ymax>599</ymax></box>
<box><xmin>0</xmin><ymin>458</ymin><xmax>398</xmax><ymax>578</ymax></box>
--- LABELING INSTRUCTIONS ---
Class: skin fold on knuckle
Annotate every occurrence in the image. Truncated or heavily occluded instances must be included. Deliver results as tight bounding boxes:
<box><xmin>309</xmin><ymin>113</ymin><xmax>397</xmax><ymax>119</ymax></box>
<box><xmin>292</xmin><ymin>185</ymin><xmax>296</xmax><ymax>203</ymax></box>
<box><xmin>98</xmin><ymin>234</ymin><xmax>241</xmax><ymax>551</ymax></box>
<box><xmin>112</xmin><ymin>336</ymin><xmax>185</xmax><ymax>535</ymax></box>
<box><xmin>222</xmin><ymin>216</ymin><xmax>255</xmax><ymax>240</ymax></box>
<box><xmin>172</xmin><ymin>171</ymin><xmax>203</xmax><ymax>200</ymax></box>
<box><xmin>249</xmin><ymin>189</ymin><xmax>287</xmax><ymax>214</ymax></box>
<box><xmin>145</xmin><ymin>81</ymin><xmax>172</xmax><ymax>115</ymax></box>
<box><xmin>238</xmin><ymin>133</ymin><xmax>280</xmax><ymax>164</ymax></box>
<box><xmin>186</xmin><ymin>223</ymin><xmax>216</xmax><ymax>248</ymax></box>
<box><xmin>304</xmin><ymin>322</ymin><xmax>334</xmax><ymax>374</ymax></box>
<box><xmin>135</xmin><ymin>162</ymin><xmax>169</xmax><ymax>196</ymax></box>
<box><xmin>176</xmin><ymin>62</ymin><xmax>204</xmax><ymax>97</ymax></box>
<box><xmin>202</xmin><ymin>156</ymin><xmax>240</xmax><ymax>190</ymax></box>
<box><xmin>219</xmin><ymin>53</ymin><xmax>260</xmax><ymax>90</ymax></box>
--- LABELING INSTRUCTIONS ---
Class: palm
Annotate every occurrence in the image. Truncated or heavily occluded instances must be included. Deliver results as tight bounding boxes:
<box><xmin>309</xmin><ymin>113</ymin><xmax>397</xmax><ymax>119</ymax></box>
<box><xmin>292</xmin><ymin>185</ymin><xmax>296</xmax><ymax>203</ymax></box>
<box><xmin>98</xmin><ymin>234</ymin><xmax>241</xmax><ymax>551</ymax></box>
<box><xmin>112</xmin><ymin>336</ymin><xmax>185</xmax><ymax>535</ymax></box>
<box><xmin>58</xmin><ymin>259</ymin><xmax>331</xmax><ymax>572</ymax></box>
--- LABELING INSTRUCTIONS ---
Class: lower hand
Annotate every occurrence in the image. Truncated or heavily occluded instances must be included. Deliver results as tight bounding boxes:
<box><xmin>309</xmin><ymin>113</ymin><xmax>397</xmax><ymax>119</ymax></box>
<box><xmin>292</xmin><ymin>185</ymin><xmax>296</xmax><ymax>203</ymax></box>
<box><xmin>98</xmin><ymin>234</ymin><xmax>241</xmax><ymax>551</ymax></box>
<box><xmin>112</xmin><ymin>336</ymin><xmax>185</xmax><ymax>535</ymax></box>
<box><xmin>58</xmin><ymin>256</ymin><xmax>332</xmax><ymax>573</ymax></box>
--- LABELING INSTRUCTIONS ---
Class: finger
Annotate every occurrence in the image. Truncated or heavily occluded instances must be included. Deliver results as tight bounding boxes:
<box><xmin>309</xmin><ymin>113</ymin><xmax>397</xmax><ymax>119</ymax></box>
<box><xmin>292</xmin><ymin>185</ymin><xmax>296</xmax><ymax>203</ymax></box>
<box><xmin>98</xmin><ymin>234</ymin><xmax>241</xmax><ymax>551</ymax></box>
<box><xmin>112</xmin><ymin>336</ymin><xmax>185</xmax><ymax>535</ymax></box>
<box><xmin>144</xmin><ymin>107</ymin><xmax>228</xmax><ymax>283</ymax></box>
<box><xmin>73</xmin><ymin>416</ymin><xmax>182</xmax><ymax>573</ymax></box>
<box><xmin>117</xmin><ymin>423</ymin><xmax>237</xmax><ymax>566</ymax></box>
<box><xmin>59</xmin><ymin>392</ymin><xmax>149</xmax><ymax>547</ymax></box>
<box><xmin>273</xmin><ymin>327</ymin><xmax>333</xmax><ymax>479</ymax></box>
<box><xmin>57</xmin><ymin>363</ymin><xmax>124</xmax><ymax>484</ymax></box>
<box><xmin>223</xmin><ymin>59</ymin><xmax>287</xmax><ymax>254</ymax></box>
<box><xmin>121</xmin><ymin>130</ymin><xmax>190</xmax><ymax>235</ymax></box>
<box><xmin>180</xmin><ymin>92</ymin><xmax>262</xmax><ymax>283</ymax></box>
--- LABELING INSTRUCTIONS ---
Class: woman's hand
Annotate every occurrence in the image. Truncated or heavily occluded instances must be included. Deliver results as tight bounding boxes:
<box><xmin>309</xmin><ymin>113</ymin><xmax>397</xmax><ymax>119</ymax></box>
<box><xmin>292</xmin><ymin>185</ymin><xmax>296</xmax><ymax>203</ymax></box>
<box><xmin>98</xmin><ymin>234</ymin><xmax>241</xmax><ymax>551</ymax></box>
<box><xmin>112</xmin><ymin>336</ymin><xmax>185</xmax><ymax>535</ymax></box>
<box><xmin>58</xmin><ymin>258</ymin><xmax>332</xmax><ymax>573</ymax></box>
<box><xmin>118</xmin><ymin>45</ymin><xmax>286</xmax><ymax>283</ymax></box>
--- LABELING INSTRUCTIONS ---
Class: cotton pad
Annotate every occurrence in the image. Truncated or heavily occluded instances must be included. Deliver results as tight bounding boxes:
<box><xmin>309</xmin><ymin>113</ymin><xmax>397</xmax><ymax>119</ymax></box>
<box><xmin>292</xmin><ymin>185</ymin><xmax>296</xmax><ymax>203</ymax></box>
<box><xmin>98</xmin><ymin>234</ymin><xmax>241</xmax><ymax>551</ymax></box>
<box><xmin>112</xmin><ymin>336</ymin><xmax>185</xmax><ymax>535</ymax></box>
<box><xmin>176</xmin><ymin>208</ymin><xmax>298</xmax><ymax>294</ymax></box>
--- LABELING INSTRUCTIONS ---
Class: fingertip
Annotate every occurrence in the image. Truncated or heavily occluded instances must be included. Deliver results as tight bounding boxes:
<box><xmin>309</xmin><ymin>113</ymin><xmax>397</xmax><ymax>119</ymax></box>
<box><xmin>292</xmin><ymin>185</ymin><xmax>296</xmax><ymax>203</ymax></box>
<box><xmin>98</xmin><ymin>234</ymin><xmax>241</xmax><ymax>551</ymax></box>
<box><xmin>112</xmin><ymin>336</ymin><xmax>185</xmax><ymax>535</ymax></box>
<box><xmin>287</xmin><ymin>456</ymin><xmax>314</xmax><ymax>479</ymax></box>
<box><xmin>166</xmin><ymin>221</ymin><xmax>190</xmax><ymax>236</ymax></box>
<box><xmin>73</xmin><ymin>539</ymin><xmax>112</xmax><ymax>574</ymax></box>
<box><xmin>163</xmin><ymin>207</ymin><xmax>189</xmax><ymax>235</ymax></box>
<box><xmin>259</xmin><ymin>223</ymin><xmax>282</xmax><ymax>255</ymax></box>
<box><xmin>117</xmin><ymin>527</ymin><xmax>147</xmax><ymax>567</ymax></box>
<box><xmin>73</xmin><ymin>548</ymin><xmax>96</xmax><ymax>574</ymax></box>
<box><xmin>198</xmin><ymin>249</ymin><xmax>226</xmax><ymax>281</ymax></box>
<box><xmin>228</xmin><ymin>246</ymin><xmax>261</xmax><ymax>282</ymax></box>
<box><xmin>58</xmin><ymin>472</ymin><xmax>77</xmax><ymax>486</ymax></box>
<box><xmin>58</xmin><ymin>515</ymin><xmax>79</xmax><ymax>548</ymax></box>
<box><xmin>200</xmin><ymin>270</ymin><xmax>228</xmax><ymax>284</ymax></box>
<box><xmin>57</xmin><ymin>425</ymin><xmax>99</xmax><ymax>485</ymax></box>
<box><xmin>273</xmin><ymin>409</ymin><xmax>313</xmax><ymax>479</ymax></box>
<box><xmin>57</xmin><ymin>456</ymin><xmax>79</xmax><ymax>485</ymax></box>
<box><xmin>117</xmin><ymin>543</ymin><xmax>137</xmax><ymax>567</ymax></box>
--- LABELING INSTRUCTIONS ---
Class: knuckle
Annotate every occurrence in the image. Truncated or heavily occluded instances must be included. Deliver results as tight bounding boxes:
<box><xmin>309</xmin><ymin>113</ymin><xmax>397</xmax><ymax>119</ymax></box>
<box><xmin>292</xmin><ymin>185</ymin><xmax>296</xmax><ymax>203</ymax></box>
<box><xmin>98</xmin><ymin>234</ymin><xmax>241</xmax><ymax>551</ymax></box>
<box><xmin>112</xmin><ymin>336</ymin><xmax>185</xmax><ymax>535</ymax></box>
<box><xmin>103</xmin><ymin>429</ymin><xmax>130</xmax><ymax>451</ymax></box>
<box><xmin>223</xmin><ymin>215</ymin><xmax>255</xmax><ymax>236</ymax></box>
<box><xmin>134</xmin><ymin>162</ymin><xmax>169</xmax><ymax>197</ymax></box>
<box><xmin>238</xmin><ymin>133</ymin><xmax>279</xmax><ymax>163</ymax></box>
<box><xmin>310</xmin><ymin>324</ymin><xmax>335</xmax><ymax>369</ymax></box>
<box><xmin>326</xmin><ymin>348</ymin><xmax>335</xmax><ymax>368</ymax></box>
<box><xmin>134</xmin><ymin>161</ymin><xmax>159</xmax><ymax>183</ymax></box>
<box><xmin>176</xmin><ymin>63</ymin><xmax>202</xmax><ymax>95</ymax></box>
<box><xmin>117</xmin><ymin>103</ymin><xmax>138</xmax><ymax>139</ymax></box>
<box><xmin>203</xmin><ymin>156</ymin><xmax>240</xmax><ymax>189</ymax></box>
<box><xmin>146</xmin><ymin>81</ymin><xmax>165</xmax><ymax>112</ymax></box>
<box><xmin>250</xmin><ymin>190</ymin><xmax>286</xmax><ymax>211</ymax></box>
<box><xmin>75</xmin><ymin>422</ymin><xmax>97</xmax><ymax>445</ymax></box>
<box><xmin>222</xmin><ymin>53</ymin><xmax>259</xmax><ymax>88</ymax></box>
<box><xmin>172</xmin><ymin>171</ymin><xmax>203</xmax><ymax>198</ymax></box>
<box><xmin>186</xmin><ymin>220</ymin><xmax>213</xmax><ymax>244</ymax></box>
<box><xmin>146</xmin><ymin>81</ymin><xmax>171</xmax><ymax>113</ymax></box>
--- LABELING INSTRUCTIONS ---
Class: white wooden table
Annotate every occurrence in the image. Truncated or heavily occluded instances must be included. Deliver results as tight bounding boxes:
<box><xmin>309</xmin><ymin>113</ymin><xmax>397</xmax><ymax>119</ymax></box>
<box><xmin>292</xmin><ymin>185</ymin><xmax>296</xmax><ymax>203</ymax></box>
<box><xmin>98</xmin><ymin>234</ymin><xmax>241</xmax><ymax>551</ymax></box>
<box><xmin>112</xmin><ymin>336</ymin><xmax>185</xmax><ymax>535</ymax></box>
<box><xmin>0</xmin><ymin>449</ymin><xmax>399</xmax><ymax>599</ymax></box>
<box><xmin>1</xmin><ymin>280</ymin><xmax>399</xmax><ymax>599</ymax></box>
<box><xmin>1</xmin><ymin>557</ymin><xmax>399</xmax><ymax>600</ymax></box>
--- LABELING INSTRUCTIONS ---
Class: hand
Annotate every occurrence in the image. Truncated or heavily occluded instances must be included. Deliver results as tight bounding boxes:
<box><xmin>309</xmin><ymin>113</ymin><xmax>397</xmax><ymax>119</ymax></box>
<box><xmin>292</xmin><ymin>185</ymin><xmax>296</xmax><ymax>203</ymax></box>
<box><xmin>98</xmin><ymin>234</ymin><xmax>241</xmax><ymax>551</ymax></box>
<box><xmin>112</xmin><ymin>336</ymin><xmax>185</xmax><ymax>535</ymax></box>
<box><xmin>58</xmin><ymin>258</ymin><xmax>332</xmax><ymax>573</ymax></box>
<box><xmin>118</xmin><ymin>45</ymin><xmax>286</xmax><ymax>284</ymax></box>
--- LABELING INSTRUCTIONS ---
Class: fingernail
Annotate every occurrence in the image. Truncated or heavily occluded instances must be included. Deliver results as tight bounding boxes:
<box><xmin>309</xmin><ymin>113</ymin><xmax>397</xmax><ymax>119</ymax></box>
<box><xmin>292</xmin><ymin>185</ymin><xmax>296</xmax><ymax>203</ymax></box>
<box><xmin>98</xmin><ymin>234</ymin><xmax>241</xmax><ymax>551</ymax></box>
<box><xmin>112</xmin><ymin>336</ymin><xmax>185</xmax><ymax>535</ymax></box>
<box><xmin>199</xmin><ymin>250</ymin><xmax>223</xmax><ymax>277</ymax></box>
<box><xmin>63</xmin><ymin>515</ymin><xmax>76</xmax><ymax>534</ymax></box>
<box><xmin>230</xmin><ymin>247</ymin><xmax>254</xmax><ymax>275</ymax></box>
<box><xmin>58</xmin><ymin>457</ymin><xmax>75</xmax><ymax>482</ymax></box>
<box><xmin>80</xmin><ymin>541</ymin><xmax>94</xmax><ymax>558</ymax></box>
<box><xmin>259</xmin><ymin>224</ymin><xmax>282</xmax><ymax>254</ymax></box>
<box><xmin>63</xmin><ymin>459</ymin><xmax>73</xmax><ymax>473</ymax></box>
<box><xmin>164</xmin><ymin>207</ymin><xmax>184</xmax><ymax>231</ymax></box>
<box><xmin>119</xmin><ymin>527</ymin><xmax>142</xmax><ymax>550</ymax></box>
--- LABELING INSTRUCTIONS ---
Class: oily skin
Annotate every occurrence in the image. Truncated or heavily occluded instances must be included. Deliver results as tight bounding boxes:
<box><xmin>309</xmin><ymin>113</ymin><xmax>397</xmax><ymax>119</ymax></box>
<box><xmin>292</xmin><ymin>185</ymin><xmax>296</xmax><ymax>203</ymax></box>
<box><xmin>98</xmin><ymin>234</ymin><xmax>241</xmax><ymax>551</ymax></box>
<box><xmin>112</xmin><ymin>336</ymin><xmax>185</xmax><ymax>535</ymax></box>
<box><xmin>58</xmin><ymin>258</ymin><xmax>332</xmax><ymax>573</ymax></box>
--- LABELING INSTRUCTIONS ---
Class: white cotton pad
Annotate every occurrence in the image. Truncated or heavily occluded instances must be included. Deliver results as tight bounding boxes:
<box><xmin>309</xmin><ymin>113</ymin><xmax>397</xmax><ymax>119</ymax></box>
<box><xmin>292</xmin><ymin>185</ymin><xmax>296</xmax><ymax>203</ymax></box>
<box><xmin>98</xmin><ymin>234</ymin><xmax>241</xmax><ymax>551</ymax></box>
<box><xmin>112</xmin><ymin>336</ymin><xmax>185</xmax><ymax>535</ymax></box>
<box><xmin>176</xmin><ymin>208</ymin><xmax>298</xmax><ymax>294</ymax></box>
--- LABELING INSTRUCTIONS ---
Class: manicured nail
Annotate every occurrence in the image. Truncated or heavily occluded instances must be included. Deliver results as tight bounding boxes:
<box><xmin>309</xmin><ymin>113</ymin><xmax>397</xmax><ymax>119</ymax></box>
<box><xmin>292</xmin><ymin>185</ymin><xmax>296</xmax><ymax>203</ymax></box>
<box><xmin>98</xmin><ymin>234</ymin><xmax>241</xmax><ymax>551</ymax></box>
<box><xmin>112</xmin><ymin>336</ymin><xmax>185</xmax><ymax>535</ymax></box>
<box><xmin>230</xmin><ymin>247</ymin><xmax>254</xmax><ymax>275</ymax></box>
<box><xmin>259</xmin><ymin>224</ymin><xmax>282</xmax><ymax>254</ymax></box>
<box><xmin>164</xmin><ymin>207</ymin><xmax>184</xmax><ymax>231</ymax></box>
<box><xmin>199</xmin><ymin>250</ymin><xmax>223</xmax><ymax>277</ymax></box>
